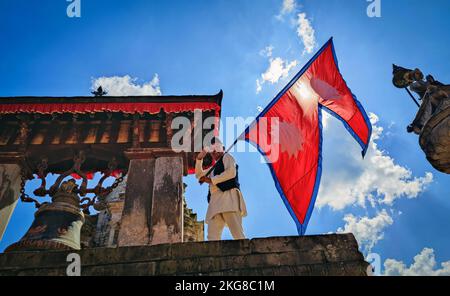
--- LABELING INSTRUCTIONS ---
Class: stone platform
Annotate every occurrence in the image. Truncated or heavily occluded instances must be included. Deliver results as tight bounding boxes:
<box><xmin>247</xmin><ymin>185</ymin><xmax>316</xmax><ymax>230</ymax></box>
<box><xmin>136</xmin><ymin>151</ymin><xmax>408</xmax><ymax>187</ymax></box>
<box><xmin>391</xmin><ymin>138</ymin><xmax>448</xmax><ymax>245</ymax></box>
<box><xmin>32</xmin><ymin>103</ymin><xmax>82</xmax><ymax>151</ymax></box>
<box><xmin>0</xmin><ymin>234</ymin><xmax>369</xmax><ymax>276</ymax></box>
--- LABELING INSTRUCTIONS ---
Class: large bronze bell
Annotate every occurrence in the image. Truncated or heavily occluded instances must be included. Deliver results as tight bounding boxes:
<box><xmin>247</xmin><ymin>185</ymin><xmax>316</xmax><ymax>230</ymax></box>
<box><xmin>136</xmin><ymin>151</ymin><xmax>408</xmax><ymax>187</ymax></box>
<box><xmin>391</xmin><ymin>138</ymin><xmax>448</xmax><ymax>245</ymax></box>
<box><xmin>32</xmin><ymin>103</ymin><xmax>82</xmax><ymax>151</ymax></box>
<box><xmin>5</xmin><ymin>179</ymin><xmax>85</xmax><ymax>252</ymax></box>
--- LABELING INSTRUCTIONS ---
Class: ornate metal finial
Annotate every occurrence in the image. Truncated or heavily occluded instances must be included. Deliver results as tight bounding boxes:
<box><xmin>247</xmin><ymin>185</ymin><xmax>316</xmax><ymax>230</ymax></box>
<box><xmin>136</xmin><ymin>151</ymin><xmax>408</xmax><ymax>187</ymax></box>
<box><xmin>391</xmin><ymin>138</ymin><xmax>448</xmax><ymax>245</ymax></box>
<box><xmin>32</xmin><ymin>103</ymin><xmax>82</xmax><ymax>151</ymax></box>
<box><xmin>392</xmin><ymin>64</ymin><xmax>424</xmax><ymax>89</ymax></box>
<box><xmin>92</xmin><ymin>86</ymin><xmax>108</xmax><ymax>97</ymax></box>
<box><xmin>58</xmin><ymin>179</ymin><xmax>78</xmax><ymax>195</ymax></box>
<box><xmin>392</xmin><ymin>65</ymin><xmax>450</xmax><ymax>174</ymax></box>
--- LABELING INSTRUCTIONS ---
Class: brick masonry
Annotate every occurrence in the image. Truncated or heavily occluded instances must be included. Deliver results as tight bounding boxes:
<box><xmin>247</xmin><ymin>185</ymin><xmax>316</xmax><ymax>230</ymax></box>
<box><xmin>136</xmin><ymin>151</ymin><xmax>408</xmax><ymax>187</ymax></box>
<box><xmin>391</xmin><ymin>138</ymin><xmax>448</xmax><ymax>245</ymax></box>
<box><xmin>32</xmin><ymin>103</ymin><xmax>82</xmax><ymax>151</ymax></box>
<box><xmin>0</xmin><ymin>233</ymin><xmax>369</xmax><ymax>276</ymax></box>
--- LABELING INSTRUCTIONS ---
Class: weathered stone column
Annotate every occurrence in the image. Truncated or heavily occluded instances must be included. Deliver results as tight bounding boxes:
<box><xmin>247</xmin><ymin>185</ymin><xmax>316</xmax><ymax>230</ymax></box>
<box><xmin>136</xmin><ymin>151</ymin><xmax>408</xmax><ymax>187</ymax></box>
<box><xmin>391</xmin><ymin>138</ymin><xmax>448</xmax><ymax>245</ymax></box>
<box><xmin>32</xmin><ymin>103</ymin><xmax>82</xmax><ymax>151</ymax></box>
<box><xmin>118</xmin><ymin>149</ymin><xmax>185</xmax><ymax>247</ymax></box>
<box><xmin>0</xmin><ymin>164</ymin><xmax>21</xmax><ymax>241</ymax></box>
<box><xmin>117</xmin><ymin>157</ymin><xmax>155</xmax><ymax>247</ymax></box>
<box><xmin>149</xmin><ymin>156</ymin><xmax>184</xmax><ymax>245</ymax></box>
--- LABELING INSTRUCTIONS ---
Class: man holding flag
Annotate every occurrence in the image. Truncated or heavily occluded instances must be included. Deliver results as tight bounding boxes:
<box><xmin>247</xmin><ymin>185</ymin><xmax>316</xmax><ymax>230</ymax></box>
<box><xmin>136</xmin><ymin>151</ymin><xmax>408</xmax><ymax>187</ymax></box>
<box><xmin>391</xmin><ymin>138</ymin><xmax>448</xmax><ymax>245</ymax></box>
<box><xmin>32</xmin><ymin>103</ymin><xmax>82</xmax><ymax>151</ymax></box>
<box><xmin>199</xmin><ymin>38</ymin><xmax>371</xmax><ymax>238</ymax></box>
<box><xmin>196</xmin><ymin>138</ymin><xmax>247</xmax><ymax>241</ymax></box>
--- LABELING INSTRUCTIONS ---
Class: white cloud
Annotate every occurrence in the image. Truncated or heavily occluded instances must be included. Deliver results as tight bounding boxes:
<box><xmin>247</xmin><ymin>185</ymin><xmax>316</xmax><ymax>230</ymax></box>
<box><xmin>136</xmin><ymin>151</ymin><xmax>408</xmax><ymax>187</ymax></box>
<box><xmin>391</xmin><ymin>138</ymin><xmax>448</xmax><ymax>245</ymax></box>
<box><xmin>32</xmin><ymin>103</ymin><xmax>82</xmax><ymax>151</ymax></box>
<box><xmin>257</xmin><ymin>1</ymin><xmax>316</xmax><ymax>92</ymax></box>
<box><xmin>321</xmin><ymin>110</ymin><xmax>331</xmax><ymax>129</ymax></box>
<box><xmin>261</xmin><ymin>57</ymin><xmax>298</xmax><ymax>84</ymax></box>
<box><xmin>92</xmin><ymin>74</ymin><xmax>162</xmax><ymax>96</ymax></box>
<box><xmin>259</xmin><ymin>45</ymin><xmax>274</xmax><ymax>58</ymax></box>
<box><xmin>297</xmin><ymin>12</ymin><xmax>316</xmax><ymax>55</ymax></box>
<box><xmin>276</xmin><ymin>0</ymin><xmax>296</xmax><ymax>20</ymax></box>
<box><xmin>338</xmin><ymin>210</ymin><xmax>393</xmax><ymax>253</ymax></box>
<box><xmin>256</xmin><ymin>57</ymin><xmax>298</xmax><ymax>94</ymax></box>
<box><xmin>384</xmin><ymin>248</ymin><xmax>450</xmax><ymax>276</ymax></box>
<box><xmin>281</xmin><ymin>0</ymin><xmax>296</xmax><ymax>15</ymax></box>
<box><xmin>256</xmin><ymin>79</ymin><xmax>263</xmax><ymax>94</ymax></box>
<box><xmin>262</xmin><ymin>57</ymin><xmax>298</xmax><ymax>84</ymax></box>
<box><xmin>317</xmin><ymin>112</ymin><xmax>433</xmax><ymax>211</ymax></box>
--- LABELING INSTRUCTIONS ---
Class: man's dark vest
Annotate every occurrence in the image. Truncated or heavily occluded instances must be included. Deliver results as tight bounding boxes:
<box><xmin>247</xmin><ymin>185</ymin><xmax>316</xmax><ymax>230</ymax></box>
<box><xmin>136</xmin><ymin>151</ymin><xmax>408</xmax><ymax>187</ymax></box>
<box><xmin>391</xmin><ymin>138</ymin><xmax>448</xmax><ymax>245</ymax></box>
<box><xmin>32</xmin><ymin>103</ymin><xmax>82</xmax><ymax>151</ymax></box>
<box><xmin>207</xmin><ymin>157</ymin><xmax>240</xmax><ymax>203</ymax></box>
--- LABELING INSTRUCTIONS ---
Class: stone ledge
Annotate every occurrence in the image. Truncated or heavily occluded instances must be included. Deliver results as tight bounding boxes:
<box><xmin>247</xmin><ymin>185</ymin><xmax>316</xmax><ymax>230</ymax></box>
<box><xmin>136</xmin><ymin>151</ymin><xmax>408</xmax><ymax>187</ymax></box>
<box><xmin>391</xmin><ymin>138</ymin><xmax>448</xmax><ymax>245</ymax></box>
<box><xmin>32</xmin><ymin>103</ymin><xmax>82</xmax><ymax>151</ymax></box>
<box><xmin>0</xmin><ymin>234</ymin><xmax>369</xmax><ymax>276</ymax></box>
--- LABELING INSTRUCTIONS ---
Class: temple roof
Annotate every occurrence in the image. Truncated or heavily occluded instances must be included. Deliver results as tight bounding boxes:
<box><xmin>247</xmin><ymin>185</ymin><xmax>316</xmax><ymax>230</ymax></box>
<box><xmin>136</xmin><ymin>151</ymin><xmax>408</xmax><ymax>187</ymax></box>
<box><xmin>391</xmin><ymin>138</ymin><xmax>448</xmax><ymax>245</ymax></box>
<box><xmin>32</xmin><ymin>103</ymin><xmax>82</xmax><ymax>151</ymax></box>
<box><xmin>0</xmin><ymin>90</ymin><xmax>223</xmax><ymax>115</ymax></box>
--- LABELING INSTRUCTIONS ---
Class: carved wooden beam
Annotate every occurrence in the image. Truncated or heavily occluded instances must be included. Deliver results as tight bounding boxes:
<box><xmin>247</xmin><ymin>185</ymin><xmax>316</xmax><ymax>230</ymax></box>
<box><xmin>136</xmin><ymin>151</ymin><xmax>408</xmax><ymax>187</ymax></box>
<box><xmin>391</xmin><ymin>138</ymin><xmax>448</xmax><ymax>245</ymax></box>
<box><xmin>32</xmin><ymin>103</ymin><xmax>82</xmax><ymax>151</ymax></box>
<box><xmin>16</xmin><ymin>115</ymin><xmax>31</xmax><ymax>153</ymax></box>
<box><xmin>72</xmin><ymin>114</ymin><xmax>79</xmax><ymax>144</ymax></box>
<box><xmin>165</xmin><ymin>113</ymin><xmax>174</xmax><ymax>148</ymax></box>
<box><xmin>132</xmin><ymin>114</ymin><xmax>141</xmax><ymax>148</ymax></box>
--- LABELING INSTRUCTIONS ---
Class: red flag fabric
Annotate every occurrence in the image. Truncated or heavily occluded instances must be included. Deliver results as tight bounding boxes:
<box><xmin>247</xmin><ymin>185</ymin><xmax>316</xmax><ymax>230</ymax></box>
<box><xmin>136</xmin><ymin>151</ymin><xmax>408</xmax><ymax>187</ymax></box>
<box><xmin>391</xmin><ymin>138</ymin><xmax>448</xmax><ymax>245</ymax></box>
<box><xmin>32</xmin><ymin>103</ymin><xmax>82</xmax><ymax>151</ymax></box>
<box><xmin>245</xmin><ymin>38</ymin><xmax>371</xmax><ymax>234</ymax></box>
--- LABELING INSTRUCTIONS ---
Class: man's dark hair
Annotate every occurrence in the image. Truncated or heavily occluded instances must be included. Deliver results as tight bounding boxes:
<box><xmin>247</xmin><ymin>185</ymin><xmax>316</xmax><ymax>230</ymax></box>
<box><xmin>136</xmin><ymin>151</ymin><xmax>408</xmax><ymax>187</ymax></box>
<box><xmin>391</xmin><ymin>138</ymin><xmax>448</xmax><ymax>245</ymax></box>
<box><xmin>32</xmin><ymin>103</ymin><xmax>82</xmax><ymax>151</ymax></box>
<box><xmin>210</xmin><ymin>137</ymin><xmax>225</xmax><ymax>150</ymax></box>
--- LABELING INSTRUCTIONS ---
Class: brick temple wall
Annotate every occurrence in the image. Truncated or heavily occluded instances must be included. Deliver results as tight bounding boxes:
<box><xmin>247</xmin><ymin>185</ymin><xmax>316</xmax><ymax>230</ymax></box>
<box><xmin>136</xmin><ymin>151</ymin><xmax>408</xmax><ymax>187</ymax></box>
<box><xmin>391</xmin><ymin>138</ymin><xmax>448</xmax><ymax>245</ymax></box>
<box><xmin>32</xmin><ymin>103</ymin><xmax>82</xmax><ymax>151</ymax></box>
<box><xmin>0</xmin><ymin>234</ymin><xmax>368</xmax><ymax>276</ymax></box>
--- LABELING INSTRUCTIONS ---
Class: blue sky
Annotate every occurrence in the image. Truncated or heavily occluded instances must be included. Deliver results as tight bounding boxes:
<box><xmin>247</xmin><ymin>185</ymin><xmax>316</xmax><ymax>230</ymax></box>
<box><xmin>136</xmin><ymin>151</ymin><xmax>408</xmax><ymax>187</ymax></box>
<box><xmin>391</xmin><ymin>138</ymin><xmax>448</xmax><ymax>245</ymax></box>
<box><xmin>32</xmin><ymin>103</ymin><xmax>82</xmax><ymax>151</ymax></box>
<box><xmin>0</xmin><ymin>0</ymin><xmax>449</xmax><ymax>275</ymax></box>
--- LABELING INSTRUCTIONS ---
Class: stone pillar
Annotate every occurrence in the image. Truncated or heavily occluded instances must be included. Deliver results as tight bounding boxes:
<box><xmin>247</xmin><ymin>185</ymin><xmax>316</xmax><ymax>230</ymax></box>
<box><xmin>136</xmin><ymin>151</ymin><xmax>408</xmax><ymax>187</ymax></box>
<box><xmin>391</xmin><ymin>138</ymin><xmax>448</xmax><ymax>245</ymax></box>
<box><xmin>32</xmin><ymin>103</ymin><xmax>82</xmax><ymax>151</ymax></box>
<box><xmin>149</xmin><ymin>156</ymin><xmax>184</xmax><ymax>245</ymax></box>
<box><xmin>117</xmin><ymin>158</ymin><xmax>155</xmax><ymax>247</ymax></box>
<box><xmin>0</xmin><ymin>164</ymin><xmax>21</xmax><ymax>241</ymax></box>
<box><xmin>117</xmin><ymin>150</ymin><xmax>185</xmax><ymax>247</ymax></box>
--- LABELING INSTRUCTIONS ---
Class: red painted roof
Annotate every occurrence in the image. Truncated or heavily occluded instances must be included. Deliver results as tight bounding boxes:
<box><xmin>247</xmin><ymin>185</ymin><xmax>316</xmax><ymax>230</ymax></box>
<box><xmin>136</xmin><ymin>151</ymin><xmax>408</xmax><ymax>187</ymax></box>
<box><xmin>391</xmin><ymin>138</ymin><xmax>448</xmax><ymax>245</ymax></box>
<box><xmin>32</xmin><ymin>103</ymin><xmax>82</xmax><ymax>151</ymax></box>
<box><xmin>0</xmin><ymin>91</ymin><xmax>223</xmax><ymax>115</ymax></box>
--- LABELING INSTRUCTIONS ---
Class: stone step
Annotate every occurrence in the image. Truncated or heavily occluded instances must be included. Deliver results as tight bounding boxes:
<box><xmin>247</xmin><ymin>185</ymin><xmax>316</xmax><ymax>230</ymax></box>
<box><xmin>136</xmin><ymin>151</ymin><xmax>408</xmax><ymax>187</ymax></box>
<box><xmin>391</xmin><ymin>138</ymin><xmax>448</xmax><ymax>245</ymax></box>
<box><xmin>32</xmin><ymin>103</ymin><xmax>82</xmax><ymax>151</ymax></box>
<box><xmin>0</xmin><ymin>234</ymin><xmax>369</xmax><ymax>276</ymax></box>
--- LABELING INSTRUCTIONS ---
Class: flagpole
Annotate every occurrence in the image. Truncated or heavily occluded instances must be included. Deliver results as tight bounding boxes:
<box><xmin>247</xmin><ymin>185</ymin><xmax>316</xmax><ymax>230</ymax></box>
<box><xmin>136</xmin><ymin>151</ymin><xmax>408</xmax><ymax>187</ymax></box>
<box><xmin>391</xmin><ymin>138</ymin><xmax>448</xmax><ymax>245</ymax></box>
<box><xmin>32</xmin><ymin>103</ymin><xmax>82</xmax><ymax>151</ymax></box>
<box><xmin>404</xmin><ymin>87</ymin><xmax>421</xmax><ymax>108</ymax></box>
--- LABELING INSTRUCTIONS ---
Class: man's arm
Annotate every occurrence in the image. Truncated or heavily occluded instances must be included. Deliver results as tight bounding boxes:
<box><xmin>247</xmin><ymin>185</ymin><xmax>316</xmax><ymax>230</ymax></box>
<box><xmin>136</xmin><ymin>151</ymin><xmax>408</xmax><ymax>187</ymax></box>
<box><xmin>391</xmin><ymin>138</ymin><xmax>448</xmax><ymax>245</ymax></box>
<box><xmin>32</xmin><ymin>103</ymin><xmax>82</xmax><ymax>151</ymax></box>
<box><xmin>211</xmin><ymin>154</ymin><xmax>236</xmax><ymax>185</ymax></box>
<box><xmin>195</xmin><ymin>159</ymin><xmax>206</xmax><ymax>180</ymax></box>
<box><xmin>195</xmin><ymin>151</ymin><xmax>208</xmax><ymax>180</ymax></box>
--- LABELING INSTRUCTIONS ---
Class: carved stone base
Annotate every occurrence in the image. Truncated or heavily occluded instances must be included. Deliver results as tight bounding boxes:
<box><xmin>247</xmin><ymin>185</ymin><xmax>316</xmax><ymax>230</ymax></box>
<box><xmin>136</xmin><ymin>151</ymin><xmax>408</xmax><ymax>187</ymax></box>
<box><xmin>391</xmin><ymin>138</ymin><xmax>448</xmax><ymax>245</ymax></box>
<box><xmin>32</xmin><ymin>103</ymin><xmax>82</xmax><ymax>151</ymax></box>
<box><xmin>4</xmin><ymin>239</ymin><xmax>73</xmax><ymax>252</ymax></box>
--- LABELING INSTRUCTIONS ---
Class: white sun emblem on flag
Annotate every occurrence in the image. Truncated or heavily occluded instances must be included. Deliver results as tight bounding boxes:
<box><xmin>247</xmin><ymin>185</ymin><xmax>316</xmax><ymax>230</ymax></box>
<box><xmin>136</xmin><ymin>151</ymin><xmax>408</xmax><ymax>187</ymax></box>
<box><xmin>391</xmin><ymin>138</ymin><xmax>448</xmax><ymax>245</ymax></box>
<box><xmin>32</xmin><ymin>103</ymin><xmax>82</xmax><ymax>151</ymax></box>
<box><xmin>291</xmin><ymin>73</ymin><xmax>342</xmax><ymax>120</ymax></box>
<box><xmin>276</xmin><ymin>120</ymin><xmax>304</xmax><ymax>158</ymax></box>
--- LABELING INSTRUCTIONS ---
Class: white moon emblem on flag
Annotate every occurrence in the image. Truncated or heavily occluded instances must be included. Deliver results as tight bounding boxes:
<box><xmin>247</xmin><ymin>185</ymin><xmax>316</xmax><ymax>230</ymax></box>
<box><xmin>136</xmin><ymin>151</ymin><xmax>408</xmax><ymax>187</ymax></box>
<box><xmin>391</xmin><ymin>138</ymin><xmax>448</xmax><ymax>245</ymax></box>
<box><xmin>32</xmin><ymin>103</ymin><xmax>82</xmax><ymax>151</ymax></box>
<box><xmin>310</xmin><ymin>77</ymin><xmax>342</xmax><ymax>101</ymax></box>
